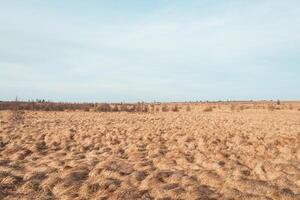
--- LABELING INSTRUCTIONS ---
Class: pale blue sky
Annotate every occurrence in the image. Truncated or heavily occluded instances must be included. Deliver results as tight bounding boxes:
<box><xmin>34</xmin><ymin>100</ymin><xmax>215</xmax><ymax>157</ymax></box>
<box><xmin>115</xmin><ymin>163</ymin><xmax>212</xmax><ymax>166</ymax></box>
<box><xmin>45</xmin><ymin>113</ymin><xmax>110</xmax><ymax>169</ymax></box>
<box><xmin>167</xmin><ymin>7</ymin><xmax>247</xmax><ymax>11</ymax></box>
<box><xmin>0</xmin><ymin>0</ymin><xmax>299</xmax><ymax>102</ymax></box>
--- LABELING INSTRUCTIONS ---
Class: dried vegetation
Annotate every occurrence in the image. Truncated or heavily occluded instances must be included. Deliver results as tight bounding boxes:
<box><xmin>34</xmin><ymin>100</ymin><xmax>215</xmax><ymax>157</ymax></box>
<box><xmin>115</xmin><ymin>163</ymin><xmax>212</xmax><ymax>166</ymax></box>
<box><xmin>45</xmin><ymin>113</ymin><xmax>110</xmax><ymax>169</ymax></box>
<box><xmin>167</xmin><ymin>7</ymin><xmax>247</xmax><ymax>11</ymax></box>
<box><xmin>0</xmin><ymin>101</ymin><xmax>300</xmax><ymax>199</ymax></box>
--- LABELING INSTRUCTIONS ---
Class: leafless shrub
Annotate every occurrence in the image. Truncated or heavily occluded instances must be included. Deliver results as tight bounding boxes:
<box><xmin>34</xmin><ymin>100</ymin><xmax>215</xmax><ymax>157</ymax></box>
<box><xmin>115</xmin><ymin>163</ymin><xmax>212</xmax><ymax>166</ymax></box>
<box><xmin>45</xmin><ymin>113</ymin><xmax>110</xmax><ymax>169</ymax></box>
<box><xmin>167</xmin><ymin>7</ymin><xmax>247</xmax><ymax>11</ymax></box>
<box><xmin>10</xmin><ymin>102</ymin><xmax>25</xmax><ymax>126</ymax></box>
<box><xmin>10</xmin><ymin>110</ymin><xmax>25</xmax><ymax>125</ymax></box>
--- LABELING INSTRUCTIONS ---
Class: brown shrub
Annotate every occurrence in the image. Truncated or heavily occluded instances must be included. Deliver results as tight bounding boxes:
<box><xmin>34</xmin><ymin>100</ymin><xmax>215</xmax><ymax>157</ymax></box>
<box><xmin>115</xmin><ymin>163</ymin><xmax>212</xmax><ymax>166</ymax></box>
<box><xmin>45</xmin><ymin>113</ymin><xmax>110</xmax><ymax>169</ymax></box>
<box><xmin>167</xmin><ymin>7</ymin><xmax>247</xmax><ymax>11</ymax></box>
<box><xmin>150</xmin><ymin>104</ymin><xmax>155</xmax><ymax>112</ymax></box>
<box><xmin>10</xmin><ymin>110</ymin><xmax>25</xmax><ymax>124</ymax></box>
<box><xmin>161</xmin><ymin>105</ymin><xmax>169</xmax><ymax>112</ymax></box>
<box><xmin>10</xmin><ymin>101</ymin><xmax>25</xmax><ymax>126</ymax></box>
<box><xmin>277</xmin><ymin>99</ymin><xmax>281</xmax><ymax>105</ymax></box>
<box><xmin>120</xmin><ymin>104</ymin><xmax>129</xmax><ymax>112</ymax></box>
<box><xmin>135</xmin><ymin>104</ymin><xmax>142</xmax><ymax>112</ymax></box>
<box><xmin>186</xmin><ymin>105</ymin><xmax>191</xmax><ymax>111</ymax></box>
<box><xmin>238</xmin><ymin>105</ymin><xmax>245</xmax><ymax>111</ymax></box>
<box><xmin>112</xmin><ymin>105</ymin><xmax>119</xmax><ymax>112</ymax></box>
<box><xmin>267</xmin><ymin>104</ymin><xmax>275</xmax><ymax>111</ymax></box>
<box><xmin>203</xmin><ymin>106</ymin><xmax>213</xmax><ymax>112</ymax></box>
<box><xmin>142</xmin><ymin>105</ymin><xmax>149</xmax><ymax>112</ymax></box>
<box><xmin>172</xmin><ymin>105</ymin><xmax>179</xmax><ymax>112</ymax></box>
<box><xmin>96</xmin><ymin>103</ymin><xmax>111</xmax><ymax>112</ymax></box>
<box><xmin>230</xmin><ymin>104</ymin><xmax>235</xmax><ymax>112</ymax></box>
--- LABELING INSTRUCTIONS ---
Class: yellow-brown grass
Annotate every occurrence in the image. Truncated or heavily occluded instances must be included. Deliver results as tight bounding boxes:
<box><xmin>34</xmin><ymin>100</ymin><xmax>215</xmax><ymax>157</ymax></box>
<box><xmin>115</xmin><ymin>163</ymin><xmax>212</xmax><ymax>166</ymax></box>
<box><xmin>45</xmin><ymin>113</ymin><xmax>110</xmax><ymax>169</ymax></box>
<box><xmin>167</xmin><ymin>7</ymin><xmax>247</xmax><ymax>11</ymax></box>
<box><xmin>1</xmin><ymin>102</ymin><xmax>300</xmax><ymax>199</ymax></box>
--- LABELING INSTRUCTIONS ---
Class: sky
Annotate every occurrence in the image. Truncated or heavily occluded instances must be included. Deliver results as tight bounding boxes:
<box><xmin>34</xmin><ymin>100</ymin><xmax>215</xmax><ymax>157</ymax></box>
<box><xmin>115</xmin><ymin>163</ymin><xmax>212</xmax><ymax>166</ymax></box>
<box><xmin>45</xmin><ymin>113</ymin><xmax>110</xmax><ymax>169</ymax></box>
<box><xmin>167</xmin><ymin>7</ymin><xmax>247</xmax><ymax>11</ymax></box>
<box><xmin>0</xmin><ymin>0</ymin><xmax>299</xmax><ymax>102</ymax></box>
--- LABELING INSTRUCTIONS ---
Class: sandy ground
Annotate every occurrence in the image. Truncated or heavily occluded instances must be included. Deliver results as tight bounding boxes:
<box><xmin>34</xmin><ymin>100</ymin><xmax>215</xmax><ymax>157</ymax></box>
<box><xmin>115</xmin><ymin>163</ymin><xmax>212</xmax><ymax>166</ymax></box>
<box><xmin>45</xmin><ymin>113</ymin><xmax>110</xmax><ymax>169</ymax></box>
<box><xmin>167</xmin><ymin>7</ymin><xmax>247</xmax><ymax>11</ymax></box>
<box><xmin>0</xmin><ymin>106</ymin><xmax>300</xmax><ymax>199</ymax></box>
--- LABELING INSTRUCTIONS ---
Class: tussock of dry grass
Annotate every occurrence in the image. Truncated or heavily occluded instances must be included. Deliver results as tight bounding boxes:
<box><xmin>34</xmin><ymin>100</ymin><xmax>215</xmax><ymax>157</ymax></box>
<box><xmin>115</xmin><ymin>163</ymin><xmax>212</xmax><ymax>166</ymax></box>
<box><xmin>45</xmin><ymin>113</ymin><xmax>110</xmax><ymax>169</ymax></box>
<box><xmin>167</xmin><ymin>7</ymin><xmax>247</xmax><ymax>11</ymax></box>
<box><xmin>0</xmin><ymin>102</ymin><xmax>300</xmax><ymax>199</ymax></box>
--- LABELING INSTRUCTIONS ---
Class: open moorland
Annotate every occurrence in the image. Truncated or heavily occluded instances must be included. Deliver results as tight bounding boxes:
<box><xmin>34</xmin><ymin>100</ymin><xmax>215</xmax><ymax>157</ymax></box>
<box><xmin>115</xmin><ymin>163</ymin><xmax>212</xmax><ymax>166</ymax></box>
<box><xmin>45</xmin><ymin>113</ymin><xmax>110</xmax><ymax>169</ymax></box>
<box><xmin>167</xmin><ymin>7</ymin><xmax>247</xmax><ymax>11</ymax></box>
<box><xmin>0</xmin><ymin>102</ymin><xmax>300</xmax><ymax>199</ymax></box>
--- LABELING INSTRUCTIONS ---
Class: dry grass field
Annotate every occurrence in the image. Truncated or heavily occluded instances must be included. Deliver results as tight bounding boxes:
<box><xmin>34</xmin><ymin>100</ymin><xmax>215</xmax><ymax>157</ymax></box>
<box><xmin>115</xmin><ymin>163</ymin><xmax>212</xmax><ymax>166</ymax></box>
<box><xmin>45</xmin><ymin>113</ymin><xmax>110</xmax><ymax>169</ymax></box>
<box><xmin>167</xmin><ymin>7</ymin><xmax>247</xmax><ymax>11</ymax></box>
<box><xmin>0</xmin><ymin>102</ymin><xmax>300</xmax><ymax>200</ymax></box>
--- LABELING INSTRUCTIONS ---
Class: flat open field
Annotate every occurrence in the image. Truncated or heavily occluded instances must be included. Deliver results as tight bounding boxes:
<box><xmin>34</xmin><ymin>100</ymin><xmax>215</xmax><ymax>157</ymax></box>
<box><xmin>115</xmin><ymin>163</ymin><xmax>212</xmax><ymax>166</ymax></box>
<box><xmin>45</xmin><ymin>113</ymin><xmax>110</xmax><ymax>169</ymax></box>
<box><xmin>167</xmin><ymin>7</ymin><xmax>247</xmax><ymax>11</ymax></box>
<box><xmin>0</xmin><ymin>103</ymin><xmax>300</xmax><ymax>199</ymax></box>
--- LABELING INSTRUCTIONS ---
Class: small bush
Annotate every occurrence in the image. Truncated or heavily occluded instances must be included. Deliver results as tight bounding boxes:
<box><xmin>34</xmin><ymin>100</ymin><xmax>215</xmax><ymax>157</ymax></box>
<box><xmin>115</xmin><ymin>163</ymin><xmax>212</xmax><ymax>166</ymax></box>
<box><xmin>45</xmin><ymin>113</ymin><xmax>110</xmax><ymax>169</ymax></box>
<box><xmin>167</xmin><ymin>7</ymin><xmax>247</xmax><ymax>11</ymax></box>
<box><xmin>267</xmin><ymin>104</ymin><xmax>275</xmax><ymax>111</ymax></box>
<box><xmin>112</xmin><ymin>105</ymin><xmax>119</xmax><ymax>112</ymax></box>
<box><xmin>10</xmin><ymin>110</ymin><xmax>25</xmax><ymax>124</ymax></box>
<box><xmin>161</xmin><ymin>105</ymin><xmax>169</xmax><ymax>112</ymax></box>
<box><xmin>230</xmin><ymin>104</ymin><xmax>235</xmax><ymax>112</ymax></box>
<box><xmin>203</xmin><ymin>106</ymin><xmax>213</xmax><ymax>112</ymax></box>
<box><xmin>120</xmin><ymin>104</ymin><xmax>128</xmax><ymax>112</ymax></box>
<box><xmin>150</xmin><ymin>104</ymin><xmax>155</xmax><ymax>112</ymax></box>
<box><xmin>186</xmin><ymin>105</ymin><xmax>191</xmax><ymax>111</ymax></box>
<box><xmin>142</xmin><ymin>105</ymin><xmax>149</xmax><ymax>112</ymax></box>
<box><xmin>277</xmin><ymin>100</ymin><xmax>281</xmax><ymax>105</ymax></box>
<box><xmin>96</xmin><ymin>103</ymin><xmax>111</xmax><ymax>112</ymax></box>
<box><xmin>135</xmin><ymin>104</ymin><xmax>142</xmax><ymax>112</ymax></box>
<box><xmin>172</xmin><ymin>105</ymin><xmax>179</xmax><ymax>112</ymax></box>
<box><xmin>238</xmin><ymin>105</ymin><xmax>245</xmax><ymax>111</ymax></box>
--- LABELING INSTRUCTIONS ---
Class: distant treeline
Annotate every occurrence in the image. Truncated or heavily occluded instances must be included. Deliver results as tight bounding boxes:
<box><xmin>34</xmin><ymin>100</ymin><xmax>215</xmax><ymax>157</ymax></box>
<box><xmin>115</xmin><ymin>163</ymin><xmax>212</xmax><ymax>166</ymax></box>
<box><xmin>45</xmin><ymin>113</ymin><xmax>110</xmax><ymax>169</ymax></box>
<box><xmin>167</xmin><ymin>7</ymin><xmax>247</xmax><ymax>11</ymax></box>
<box><xmin>0</xmin><ymin>101</ymin><xmax>166</xmax><ymax>112</ymax></box>
<box><xmin>0</xmin><ymin>101</ymin><xmax>94</xmax><ymax>111</ymax></box>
